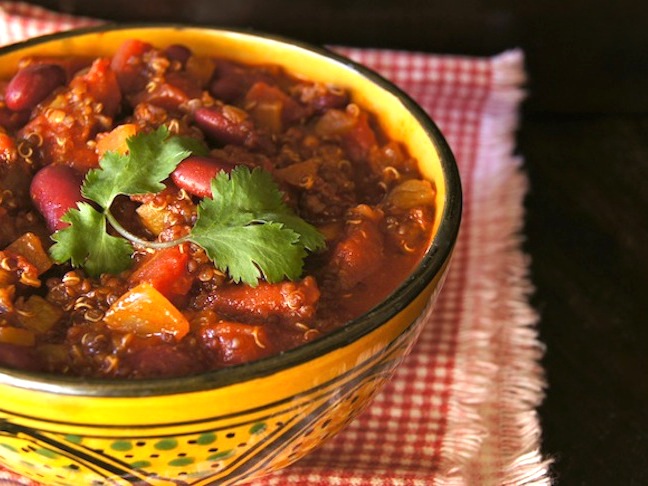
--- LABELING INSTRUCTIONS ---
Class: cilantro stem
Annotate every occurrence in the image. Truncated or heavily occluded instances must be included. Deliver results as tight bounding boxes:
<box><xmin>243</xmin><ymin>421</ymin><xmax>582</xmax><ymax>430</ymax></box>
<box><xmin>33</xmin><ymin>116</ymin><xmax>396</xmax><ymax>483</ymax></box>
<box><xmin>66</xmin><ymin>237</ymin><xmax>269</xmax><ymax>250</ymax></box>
<box><xmin>105</xmin><ymin>210</ymin><xmax>189</xmax><ymax>250</ymax></box>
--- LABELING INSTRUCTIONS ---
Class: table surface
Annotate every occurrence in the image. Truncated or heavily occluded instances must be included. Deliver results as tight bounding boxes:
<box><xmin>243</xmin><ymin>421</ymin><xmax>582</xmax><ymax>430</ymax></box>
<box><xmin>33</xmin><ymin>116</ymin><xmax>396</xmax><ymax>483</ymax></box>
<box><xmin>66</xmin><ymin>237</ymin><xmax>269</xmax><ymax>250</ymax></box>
<box><xmin>20</xmin><ymin>1</ymin><xmax>648</xmax><ymax>483</ymax></box>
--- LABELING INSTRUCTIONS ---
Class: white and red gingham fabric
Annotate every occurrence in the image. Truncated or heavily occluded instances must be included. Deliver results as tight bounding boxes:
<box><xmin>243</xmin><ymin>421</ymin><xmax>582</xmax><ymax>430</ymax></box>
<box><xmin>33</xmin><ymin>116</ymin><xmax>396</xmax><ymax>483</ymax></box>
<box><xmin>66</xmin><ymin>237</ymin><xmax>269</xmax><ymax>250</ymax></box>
<box><xmin>0</xmin><ymin>2</ymin><xmax>551</xmax><ymax>485</ymax></box>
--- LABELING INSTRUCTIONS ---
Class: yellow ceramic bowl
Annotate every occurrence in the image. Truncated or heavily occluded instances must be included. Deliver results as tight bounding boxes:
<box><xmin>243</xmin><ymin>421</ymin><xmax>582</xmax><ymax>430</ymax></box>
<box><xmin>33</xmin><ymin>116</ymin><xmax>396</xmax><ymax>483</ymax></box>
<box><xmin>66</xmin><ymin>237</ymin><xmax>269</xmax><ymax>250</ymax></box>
<box><xmin>0</xmin><ymin>25</ymin><xmax>461</xmax><ymax>485</ymax></box>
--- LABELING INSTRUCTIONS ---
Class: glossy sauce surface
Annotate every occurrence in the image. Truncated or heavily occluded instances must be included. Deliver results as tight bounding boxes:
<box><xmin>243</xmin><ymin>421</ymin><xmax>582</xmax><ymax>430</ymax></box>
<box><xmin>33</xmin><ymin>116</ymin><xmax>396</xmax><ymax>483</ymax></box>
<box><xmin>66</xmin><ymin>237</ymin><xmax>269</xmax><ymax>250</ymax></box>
<box><xmin>0</xmin><ymin>40</ymin><xmax>436</xmax><ymax>378</ymax></box>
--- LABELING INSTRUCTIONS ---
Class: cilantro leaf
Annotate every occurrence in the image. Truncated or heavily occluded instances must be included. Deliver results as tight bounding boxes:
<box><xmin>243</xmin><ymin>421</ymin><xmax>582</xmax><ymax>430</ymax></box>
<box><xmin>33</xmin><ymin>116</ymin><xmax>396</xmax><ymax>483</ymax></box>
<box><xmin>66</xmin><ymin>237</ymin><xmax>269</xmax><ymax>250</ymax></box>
<box><xmin>49</xmin><ymin>202</ymin><xmax>133</xmax><ymax>277</ymax></box>
<box><xmin>208</xmin><ymin>166</ymin><xmax>324</xmax><ymax>250</ymax></box>
<box><xmin>189</xmin><ymin>166</ymin><xmax>324</xmax><ymax>286</ymax></box>
<box><xmin>191</xmin><ymin>218</ymin><xmax>305</xmax><ymax>285</ymax></box>
<box><xmin>83</xmin><ymin>126</ymin><xmax>206</xmax><ymax>207</ymax></box>
<box><xmin>257</xmin><ymin>211</ymin><xmax>326</xmax><ymax>252</ymax></box>
<box><xmin>49</xmin><ymin>130</ymin><xmax>324</xmax><ymax>286</ymax></box>
<box><xmin>214</xmin><ymin>165</ymin><xmax>285</xmax><ymax>213</ymax></box>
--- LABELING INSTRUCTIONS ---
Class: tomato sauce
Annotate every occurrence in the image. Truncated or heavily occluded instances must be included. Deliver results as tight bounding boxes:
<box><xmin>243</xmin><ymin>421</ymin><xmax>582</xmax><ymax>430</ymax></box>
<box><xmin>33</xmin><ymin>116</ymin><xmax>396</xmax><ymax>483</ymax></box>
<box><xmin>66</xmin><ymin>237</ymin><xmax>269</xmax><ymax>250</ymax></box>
<box><xmin>0</xmin><ymin>40</ymin><xmax>436</xmax><ymax>378</ymax></box>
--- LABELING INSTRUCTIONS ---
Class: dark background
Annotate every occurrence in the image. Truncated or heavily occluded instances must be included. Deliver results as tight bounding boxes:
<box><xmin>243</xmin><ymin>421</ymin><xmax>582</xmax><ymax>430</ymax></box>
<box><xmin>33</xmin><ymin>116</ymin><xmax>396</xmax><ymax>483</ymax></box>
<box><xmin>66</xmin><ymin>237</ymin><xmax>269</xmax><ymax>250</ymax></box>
<box><xmin>21</xmin><ymin>1</ymin><xmax>648</xmax><ymax>483</ymax></box>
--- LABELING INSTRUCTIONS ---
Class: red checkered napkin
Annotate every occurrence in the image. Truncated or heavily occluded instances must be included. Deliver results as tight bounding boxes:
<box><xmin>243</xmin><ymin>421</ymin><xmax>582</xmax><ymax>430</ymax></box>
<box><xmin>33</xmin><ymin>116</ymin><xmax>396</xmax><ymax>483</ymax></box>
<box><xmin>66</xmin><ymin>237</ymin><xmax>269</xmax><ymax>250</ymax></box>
<box><xmin>0</xmin><ymin>2</ymin><xmax>551</xmax><ymax>485</ymax></box>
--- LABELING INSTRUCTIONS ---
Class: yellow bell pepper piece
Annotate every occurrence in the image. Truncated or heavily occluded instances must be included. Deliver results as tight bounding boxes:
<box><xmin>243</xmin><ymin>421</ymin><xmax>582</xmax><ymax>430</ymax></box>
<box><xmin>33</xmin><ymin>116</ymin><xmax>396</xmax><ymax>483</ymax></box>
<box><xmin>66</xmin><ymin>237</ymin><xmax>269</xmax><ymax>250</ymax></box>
<box><xmin>0</xmin><ymin>326</ymin><xmax>35</xmax><ymax>346</ymax></box>
<box><xmin>104</xmin><ymin>282</ymin><xmax>190</xmax><ymax>340</ymax></box>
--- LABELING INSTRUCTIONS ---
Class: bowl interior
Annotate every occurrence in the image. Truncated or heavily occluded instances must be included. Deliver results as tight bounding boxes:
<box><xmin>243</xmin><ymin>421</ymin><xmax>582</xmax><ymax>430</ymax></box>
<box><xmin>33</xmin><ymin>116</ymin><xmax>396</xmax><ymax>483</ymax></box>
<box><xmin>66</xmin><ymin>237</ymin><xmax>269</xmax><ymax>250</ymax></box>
<box><xmin>0</xmin><ymin>24</ymin><xmax>461</xmax><ymax>398</ymax></box>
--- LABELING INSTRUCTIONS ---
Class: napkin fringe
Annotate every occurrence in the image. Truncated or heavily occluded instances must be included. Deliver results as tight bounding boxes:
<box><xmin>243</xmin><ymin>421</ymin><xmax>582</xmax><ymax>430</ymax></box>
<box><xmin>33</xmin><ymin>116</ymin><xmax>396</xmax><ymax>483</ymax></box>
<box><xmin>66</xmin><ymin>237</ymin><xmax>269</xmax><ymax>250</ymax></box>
<box><xmin>485</xmin><ymin>51</ymin><xmax>551</xmax><ymax>486</ymax></box>
<box><xmin>491</xmin><ymin>49</ymin><xmax>527</xmax><ymax>95</ymax></box>
<box><xmin>434</xmin><ymin>50</ymin><xmax>551</xmax><ymax>485</ymax></box>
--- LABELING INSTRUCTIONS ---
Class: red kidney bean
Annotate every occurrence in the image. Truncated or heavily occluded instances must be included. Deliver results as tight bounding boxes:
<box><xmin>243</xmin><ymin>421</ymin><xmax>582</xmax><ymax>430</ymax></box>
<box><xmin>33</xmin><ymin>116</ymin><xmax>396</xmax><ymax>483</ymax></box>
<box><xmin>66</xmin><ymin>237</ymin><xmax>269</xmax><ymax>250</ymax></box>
<box><xmin>0</xmin><ymin>106</ymin><xmax>30</xmax><ymax>130</ymax></box>
<box><xmin>208</xmin><ymin>61</ymin><xmax>248</xmax><ymax>102</ymax></box>
<box><xmin>193</xmin><ymin>106</ymin><xmax>254</xmax><ymax>146</ymax></box>
<box><xmin>122</xmin><ymin>344</ymin><xmax>202</xmax><ymax>378</ymax></box>
<box><xmin>30</xmin><ymin>164</ymin><xmax>84</xmax><ymax>232</ymax></box>
<box><xmin>0</xmin><ymin>343</ymin><xmax>42</xmax><ymax>372</ymax></box>
<box><xmin>171</xmin><ymin>155</ymin><xmax>236</xmax><ymax>198</ymax></box>
<box><xmin>310</xmin><ymin>89</ymin><xmax>349</xmax><ymax>114</ymax></box>
<box><xmin>164</xmin><ymin>44</ymin><xmax>192</xmax><ymax>67</ymax></box>
<box><xmin>5</xmin><ymin>63</ymin><xmax>66</xmax><ymax>112</ymax></box>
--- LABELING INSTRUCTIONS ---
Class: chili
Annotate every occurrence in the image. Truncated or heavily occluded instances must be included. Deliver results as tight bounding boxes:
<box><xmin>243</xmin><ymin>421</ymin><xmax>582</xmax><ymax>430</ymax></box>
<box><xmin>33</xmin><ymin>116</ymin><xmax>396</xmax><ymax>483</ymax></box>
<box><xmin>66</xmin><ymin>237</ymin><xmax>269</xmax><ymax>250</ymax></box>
<box><xmin>0</xmin><ymin>40</ymin><xmax>436</xmax><ymax>378</ymax></box>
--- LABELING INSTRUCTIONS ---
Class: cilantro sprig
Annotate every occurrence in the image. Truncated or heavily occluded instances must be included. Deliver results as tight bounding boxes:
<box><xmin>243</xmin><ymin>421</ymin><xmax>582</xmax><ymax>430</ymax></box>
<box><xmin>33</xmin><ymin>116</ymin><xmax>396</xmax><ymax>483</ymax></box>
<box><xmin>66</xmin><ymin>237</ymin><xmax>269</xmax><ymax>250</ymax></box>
<box><xmin>50</xmin><ymin>126</ymin><xmax>326</xmax><ymax>286</ymax></box>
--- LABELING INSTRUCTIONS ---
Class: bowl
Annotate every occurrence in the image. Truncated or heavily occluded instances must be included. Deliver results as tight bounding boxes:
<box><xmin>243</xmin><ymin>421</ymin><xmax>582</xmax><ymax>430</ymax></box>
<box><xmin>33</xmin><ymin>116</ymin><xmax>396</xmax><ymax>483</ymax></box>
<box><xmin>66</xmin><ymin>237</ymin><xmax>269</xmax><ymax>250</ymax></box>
<box><xmin>0</xmin><ymin>24</ymin><xmax>461</xmax><ymax>485</ymax></box>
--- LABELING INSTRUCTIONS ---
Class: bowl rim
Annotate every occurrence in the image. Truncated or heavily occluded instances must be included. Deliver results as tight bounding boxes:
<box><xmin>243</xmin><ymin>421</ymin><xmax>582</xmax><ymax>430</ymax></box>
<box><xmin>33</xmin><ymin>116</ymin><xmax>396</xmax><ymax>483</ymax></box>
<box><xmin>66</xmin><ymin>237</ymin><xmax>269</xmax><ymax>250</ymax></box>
<box><xmin>0</xmin><ymin>22</ymin><xmax>462</xmax><ymax>397</ymax></box>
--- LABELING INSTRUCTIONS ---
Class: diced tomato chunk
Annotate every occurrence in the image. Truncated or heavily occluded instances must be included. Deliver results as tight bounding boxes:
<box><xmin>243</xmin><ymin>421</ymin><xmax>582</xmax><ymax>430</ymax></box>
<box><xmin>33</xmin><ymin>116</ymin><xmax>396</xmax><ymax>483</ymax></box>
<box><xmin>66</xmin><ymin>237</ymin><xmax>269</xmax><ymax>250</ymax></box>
<box><xmin>19</xmin><ymin>58</ymin><xmax>122</xmax><ymax>170</ymax></box>
<box><xmin>328</xmin><ymin>205</ymin><xmax>384</xmax><ymax>290</ymax></box>
<box><xmin>129</xmin><ymin>246</ymin><xmax>193</xmax><ymax>304</ymax></box>
<box><xmin>111</xmin><ymin>39</ymin><xmax>153</xmax><ymax>94</ymax></box>
<box><xmin>0</xmin><ymin>132</ymin><xmax>16</xmax><ymax>160</ymax></box>
<box><xmin>70</xmin><ymin>58</ymin><xmax>122</xmax><ymax>117</ymax></box>
<box><xmin>205</xmin><ymin>276</ymin><xmax>320</xmax><ymax>321</ymax></box>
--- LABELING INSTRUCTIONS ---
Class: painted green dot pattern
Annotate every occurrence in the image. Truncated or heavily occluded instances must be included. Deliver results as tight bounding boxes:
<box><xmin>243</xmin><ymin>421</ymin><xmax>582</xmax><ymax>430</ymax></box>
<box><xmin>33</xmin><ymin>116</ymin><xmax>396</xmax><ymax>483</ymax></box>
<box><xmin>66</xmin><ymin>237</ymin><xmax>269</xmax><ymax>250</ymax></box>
<box><xmin>196</xmin><ymin>433</ymin><xmax>216</xmax><ymax>445</ymax></box>
<box><xmin>208</xmin><ymin>449</ymin><xmax>235</xmax><ymax>461</ymax></box>
<box><xmin>0</xmin><ymin>418</ymin><xmax>279</xmax><ymax>483</ymax></box>
<box><xmin>250</xmin><ymin>422</ymin><xmax>267</xmax><ymax>435</ymax></box>
<box><xmin>0</xmin><ymin>442</ymin><xmax>17</xmax><ymax>452</ymax></box>
<box><xmin>35</xmin><ymin>447</ymin><xmax>59</xmax><ymax>459</ymax></box>
<box><xmin>168</xmin><ymin>457</ymin><xmax>195</xmax><ymax>467</ymax></box>
<box><xmin>154</xmin><ymin>438</ymin><xmax>178</xmax><ymax>450</ymax></box>
<box><xmin>110</xmin><ymin>440</ymin><xmax>133</xmax><ymax>451</ymax></box>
